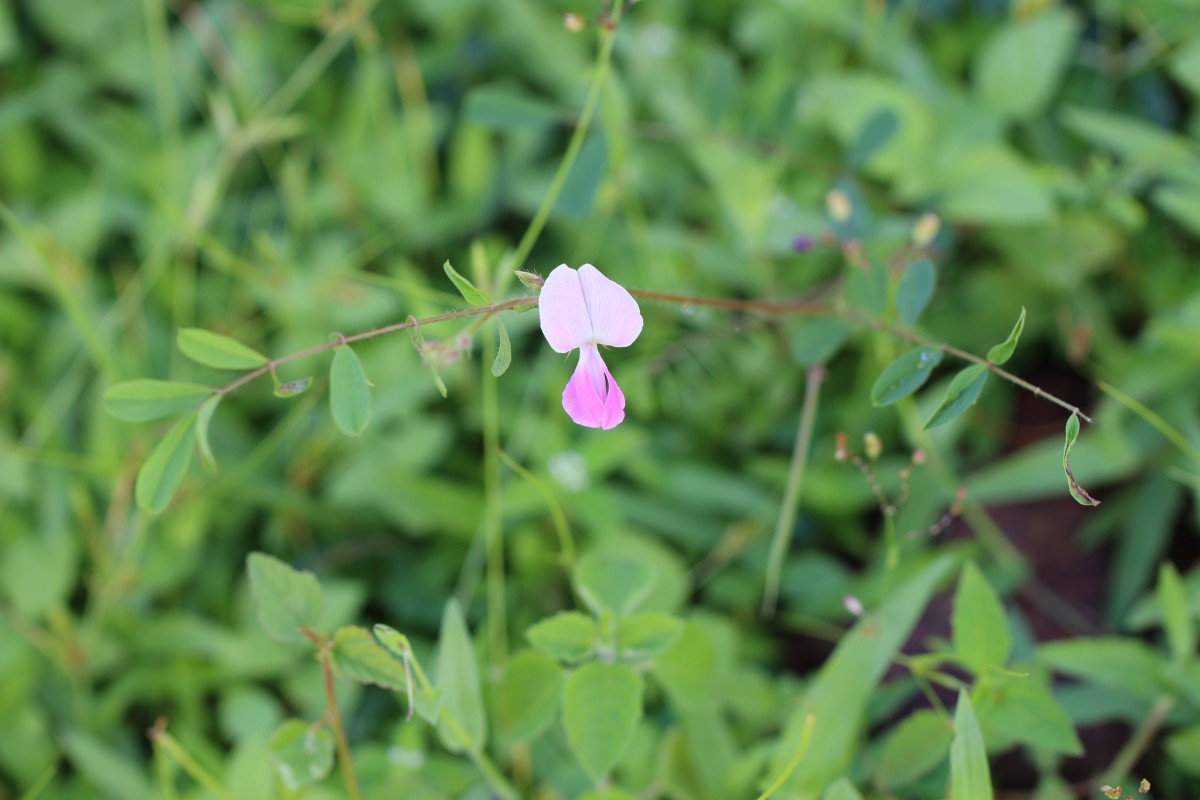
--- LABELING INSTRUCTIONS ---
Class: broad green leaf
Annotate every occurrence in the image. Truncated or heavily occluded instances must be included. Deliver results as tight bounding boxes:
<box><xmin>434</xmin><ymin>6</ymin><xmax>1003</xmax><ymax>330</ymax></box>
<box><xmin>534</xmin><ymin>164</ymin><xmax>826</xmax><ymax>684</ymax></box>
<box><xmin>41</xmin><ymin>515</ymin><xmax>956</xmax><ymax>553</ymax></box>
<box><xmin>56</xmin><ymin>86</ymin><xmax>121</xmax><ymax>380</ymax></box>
<box><xmin>464</xmin><ymin>85</ymin><xmax>560</xmax><ymax>129</ymax></box>
<box><xmin>329</xmin><ymin>344</ymin><xmax>372</xmax><ymax>436</ymax></box>
<box><xmin>195</xmin><ymin>395</ymin><xmax>220</xmax><ymax>473</ymax></box>
<box><xmin>1153</xmin><ymin>181</ymin><xmax>1200</xmax><ymax>237</ymax></box>
<box><xmin>1171</xmin><ymin>37</ymin><xmax>1200</xmax><ymax>96</ymax></box>
<box><xmin>246</xmin><ymin>552</ymin><xmax>324</xmax><ymax>645</ymax></box>
<box><xmin>273</xmin><ymin>375</ymin><xmax>313</xmax><ymax>398</ymax></box>
<box><xmin>895</xmin><ymin>259</ymin><xmax>935</xmax><ymax>327</ymax></box>
<box><xmin>0</xmin><ymin>534</ymin><xmax>77</xmax><ymax>619</ymax></box>
<box><xmin>768</xmin><ymin>557</ymin><xmax>954</xmax><ymax>796</ymax></box>
<box><xmin>491</xmin><ymin>320</ymin><xmax>512</xmax><ymax>377</ymax></box>
<box><xmin>266</xmin><ymin>719</ymin><xmax>334</xmax><ymax>790</ymax></box>
<box><xmin>925</xmin><ymin>365</ymin><xmax>988</xmax><ymax>429</ymax></box>
<box><xmin>436</xmin><ymin>599</ymin><xmax>486</xmax><ymax>753</ymax></box>
<box><xmin>952</xmin><ymin>562</ymin><xmax>1012</xmax><ymax>672</ymax></box>
<box><xmin>103</xmin><ymin>380</ymin><xmax>212</xmax><ymax>421</ymax></box>
<box><xmin>490</xmin><ymin>650</ymin><xmax>563</xmax><ymax>743</ymax></box>
<box><xmin>651</xmin><ymin>621</ymin><xmax>719</xmax><ymax>710</ymax></box>
<box><xmin>1061</xmin><ymin>106</ymin><xmax>1193</xmax><ymax>170</ymax></box>
<box><xmin>135</xmin><ymin>412</ymin><xmax>197</xmax><ymax>513</ymax></box>
<box><xmin>1062</xmin><ymin>414</ymin><xmax>1100</xmax><ymax>506</ymax></box>
<box><xmin>1158</xmin><ymin>564</ymin><xmax>1196</xmax><ymax>664</ymax></box>
<box><xmin>949</xmin><ymin>691</ymin><xmax>993</xmax><ymax>800</ymax></box>
<box><xmin>986</xmin><ymin>307</ymin><xmax>1025</xmax><ymax>365</ymax></box>
<box><xmin>1110</xmin><ymin>475</ymin><xmax>1181</xmax><ymax>620</ymax></box>
<box><xmin>1037</xmin><ymin>638</ymin><xmax>1165</xmax><ymax>700</ymax></box>
<box><xmin>1166</xmin><ymin>723</ymin><xmax>1200</xmax><ymax>777</ymax></box>
<box><xmin>330</xmin><ymin>626</ymin><xmax>407</xmax><ymax>690</ymax></box>
<box><xmin>975</xmin><ymin>8</ymin><xmax>1080</xmax><ymax>120</ymax></box>
<box><xmin>573</xmin><ymin>552</ymin><xmax>654</xmax><ymax>616</ymax></box>
<box><xmin>975</xmin><ymin>676</ymin><xmax>1082</xmax><ymax>756</ymax></box>
<box><xmin>562</xmin><ymin>662</ymin><xmax>643</xmax><ymax>783</ymax></box>
<box><xmin>792</xmin><ymin>318</ymin><xmax>850</xmax><ymax>366</ymax></box>
<box><xmin>824</xmin><ymin>777</ymin><xmax>864</xmax><ymax>800</ymax></box>
<box><xmin>875</xmin><ymin>710</ymin><xmax>953</xmax><ymax>788</ymax></box>
<box><xmin>846</xmin><ymin>263</ymin><xmax>888</xmax><ymax>318</ymax></box>
<box><xmin>444</xmin><ymin>260</ymin><xmax>491</xmax><ymax>307</ymax></box>
<box><xmin>62</xmin><ymin>729</ymin><xmax>153</xmax><ymax>800</ymax></box>
<box><xmin>616</xmin><ymin>613</ymin><xmax>684</xmax><ymax>661</ymax></box>
<box><xmin>526</xmin><ymin>612</ymin><xmax>598</xmax><ymax>663</ymax></box>
<box><xmin>848</xmin><ymin>109</ymin><xmax>899</xmax><ymax>168</ymax></box>
<box><xmin>870</xmin><ymin>346</ymin><xmax>943</xmax><ymax>406</ymax></box>
<box><xmin>177</xmin><ymin>327</ymin><xmax>268</xmax><ymax>370</ymax></box>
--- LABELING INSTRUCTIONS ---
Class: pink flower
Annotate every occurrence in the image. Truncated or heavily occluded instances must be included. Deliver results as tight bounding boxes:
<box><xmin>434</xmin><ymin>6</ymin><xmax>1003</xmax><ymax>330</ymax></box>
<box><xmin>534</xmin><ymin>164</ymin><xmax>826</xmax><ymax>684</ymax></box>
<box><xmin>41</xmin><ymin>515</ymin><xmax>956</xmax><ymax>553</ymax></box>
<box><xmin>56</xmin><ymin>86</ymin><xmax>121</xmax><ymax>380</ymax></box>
<box><xmin>538</xmin><ymin>263</ymin><xmax>643</xmax><ymax>429</ymax></box>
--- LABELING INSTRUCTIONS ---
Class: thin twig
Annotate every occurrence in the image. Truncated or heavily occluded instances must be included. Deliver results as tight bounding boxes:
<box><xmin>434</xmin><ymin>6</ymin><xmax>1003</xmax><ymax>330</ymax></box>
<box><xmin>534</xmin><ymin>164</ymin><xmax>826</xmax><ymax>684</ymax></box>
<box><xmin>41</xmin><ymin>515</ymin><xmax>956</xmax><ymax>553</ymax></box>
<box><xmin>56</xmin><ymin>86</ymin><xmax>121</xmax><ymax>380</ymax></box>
<box><xmin>302</xmin><ymin>629</ymin><xmax>363</xmax><ymax>800</ymax></box>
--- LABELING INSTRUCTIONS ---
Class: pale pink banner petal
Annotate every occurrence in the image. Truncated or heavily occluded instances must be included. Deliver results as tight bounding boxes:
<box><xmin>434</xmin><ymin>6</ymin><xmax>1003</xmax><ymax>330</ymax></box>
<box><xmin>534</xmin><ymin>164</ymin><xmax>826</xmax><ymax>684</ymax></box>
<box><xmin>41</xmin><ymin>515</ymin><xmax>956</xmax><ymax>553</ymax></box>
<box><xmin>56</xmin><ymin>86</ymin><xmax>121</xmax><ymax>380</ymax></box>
<box><xmin>561</xmin><ymin>345</ymin><xmax>625</xmax><ymax>429</ymax></box>
<box><xmin>539</xmin><ymin>264</ymin><xmax>593</xmax><ymax>353</ymax></box>
<box><xmin>576</xmin><ymin>263</ymin><xmax>643</xmax><ymax>348</ymax></box>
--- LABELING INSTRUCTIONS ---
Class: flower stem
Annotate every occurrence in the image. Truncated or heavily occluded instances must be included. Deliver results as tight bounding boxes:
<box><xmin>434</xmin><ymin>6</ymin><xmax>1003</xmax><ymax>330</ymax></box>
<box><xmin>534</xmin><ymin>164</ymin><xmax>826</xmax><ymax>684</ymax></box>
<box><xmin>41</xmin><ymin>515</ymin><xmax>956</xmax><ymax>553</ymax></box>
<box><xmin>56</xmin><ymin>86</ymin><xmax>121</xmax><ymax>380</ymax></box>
<box><xmin>762</xmin><ymin>365</ymin><xmax>824</xmax><ymax>616</ymax></box>
<box><xmin>302</xmin><ymin>629</ymin><xmax>363</xmax><ymax>800</ymax></box>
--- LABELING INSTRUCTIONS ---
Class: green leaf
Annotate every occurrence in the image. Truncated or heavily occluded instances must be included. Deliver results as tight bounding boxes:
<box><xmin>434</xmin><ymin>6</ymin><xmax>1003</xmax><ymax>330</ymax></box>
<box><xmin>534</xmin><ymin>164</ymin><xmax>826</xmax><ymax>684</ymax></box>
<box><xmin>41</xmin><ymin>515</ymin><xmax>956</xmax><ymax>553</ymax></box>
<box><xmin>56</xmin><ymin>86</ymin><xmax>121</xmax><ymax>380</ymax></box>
<box><xmin>177</xmin><ymin>328</ymin><xmax>268</xmax><ymax>370</ymax></box>
<box><xmin>562</xmin><ymin>662</ymin><xmax>643</xmax><ymax>783</ymax></box>
<box><xmin>1171</xmin><ymin>37</ymin><xmax>1200</xmax><ymax>96</ymax></box>
<box><xmin>651</xmin><ymin>621</ymin><xmax>720</xmax><ymax>710</ymax></box>
<box><xmin>925</xmin><ymin>365</ymin><xmax>989</xmax><ymax>429</ymax></box>
<box><xmin>1061</xmin><ymin>106</ymin><xmax>1193</xmax><ymax>170</ymax></box>
<box><xmin>986</xmin><ymin>307</ymin><xmax>1025</xmax><ymax>365</ymax></box>
<box><xmin>436</xmin><ymin>599</ymin><xmax>486</xmax><ymax>753</ymax></box>
<box><xmin>949</xmin><ymin>691</ymin><xmax>993</xmax><ymax>800</ymax></box>
<box><xmin>870</xmin><ymin>346</ymin><xmax>943</xmax><ymax>406</ymax></box>
<box><xmin>616</xmin><ymin>613</ymin><xmax>684</xmax><ymax>661</ymax></box>
<box><xmin>824</xmin><ymin>777</ymin><xmax>865</xmax><ymax>800</ymax></box>
<box><xmin>1062</xmin><ymin>414</ymin><xmax>1100</xmax><ymax>507</ymax></box>
<box><xmin>1038</xmin><ymin>637</ymin><xmax>1165</xmax><ymax>701</ymax></box>
<box><xmin>61</xmin><ymin>729</ymin><xmax>153</xmax><ymax>800</ymax></box>
<box><xmin>573</xmin><ymin>552</ymin><xmax>654</xmax><ymax>616</ymax></box>
<box><xmin>895</xmin><ymin>259</ymin><xmax>936</xmax><ymax>327</ymax></box>
<box><xmin>1166</xmin><ymin>723</ymin><xmax>1200</xmax><ymax>777</ymax></box>
<box><xmin>952</xmin><ymin>562</ymin><xmax>1012</xmax><ymax>672</ymax></box>
<box><xmin>464</xmin><ymin>85</ymin><xmax>560</xmax><ymax>130</ymax></box>
<box><xmin>846</xmin><ymin>263</ymin><xmax>888</xmax><ymax>319</ymax></box>
<box><xmin>246</xmin><ymin>552</ymin><xmax>324</xmax><ymax>645</ymax></box>
<box><xmin>848</xmin><ymin>109</ymin><xmax>899</xmax><ymax>168</ymax></box>
<box><xmin>103</xmin><ymin>380</ymin><xmax>212</xmax><ymax>422</ymax></box>
<box><xmin>444</xmin><ymin>260</ymin><xmax>492</xmax><ymax>307</ymax></box>
<box><xmin>195</xmin><ymin>395</ymin><xmax>220</xmax><ymax>473</ymax></box>
<box><xmin>266</xmin><ymin>719</ymin><xmax>334</xmax><ymax>790</ymax></box>
<box><xmin>329</xmin><ymin>344</ymin><xmax>372</xmax><ymax>436</ymax></box>
<box><xmin>409</xmin><ymin>320</ymin><xmax>449</xmax><ymax>398</ymax></box>
<box><xmin>490</xmin><ymin>650</ymin><xmax>563</xmax><ymax>743</ymax></box>
<box><xmin>135</xmin><ymin>412</ymin><xmax>197</xmax><ymax>513</ymax></box>
<box><xmin>330</xmin><ymin>625</ymin><xmax>407</xmax><ymax>690</ymax></box>
<box><xmin>1158</xmin><ymin>563</ymin><xmax>1196</xmax><ymax>665</ymax></box>
<box><xmin>525</xmin><ymin>612</ymin><xmax>599</xmax><ymax>663</ymax></box>
<box><xmin>975</xmin><ymin>8</ymin><xmax>1080</xmax><ymax>120</ymax></box>
<box><xmin>555</xmin><ymin>133</ymin><xmax>608</xmax><ymax>221</ymax></box>
<box><xmin>492</xmin><ymin>320</ymin><xmax>512</xmax><ymax>377</ymax></box>
<box><xmin>273</xmin><ymin>375</ymin><xmax>313</xmax><ymax>398</ymax></box>
<box><xmin>792</xmin><ymin>318</ymin><xmax>850</xmax><ymax>366</ymax></box>
<box><xmin>767</xmin><ymin>557</ymin><xmax>954</xmax><ymax>796</ymax></box>
<box><xmin>875</xmin><ymin>710</ymin><xmax>953</xmax><ymax>789</ymax></box>
<box><xmin>975</xmin><ymin>676</ymin><xmax>1082</xmax><ymax>756</ymax></box>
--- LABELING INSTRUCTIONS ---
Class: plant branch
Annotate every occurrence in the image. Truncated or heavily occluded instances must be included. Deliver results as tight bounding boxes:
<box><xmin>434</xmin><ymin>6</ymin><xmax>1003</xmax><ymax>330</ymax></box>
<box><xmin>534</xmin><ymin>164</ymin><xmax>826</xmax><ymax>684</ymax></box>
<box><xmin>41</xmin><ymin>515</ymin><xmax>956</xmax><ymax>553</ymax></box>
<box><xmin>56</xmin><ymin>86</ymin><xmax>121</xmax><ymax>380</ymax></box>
<box><xmin>302</xmin><ymin>629</ymin><xmax>363</xmax><ymax>800</ymax></box>
<box><xmin>147</xmin><ymin>719</ymin><xmax>237</xmax><ymax>800</ymax></box>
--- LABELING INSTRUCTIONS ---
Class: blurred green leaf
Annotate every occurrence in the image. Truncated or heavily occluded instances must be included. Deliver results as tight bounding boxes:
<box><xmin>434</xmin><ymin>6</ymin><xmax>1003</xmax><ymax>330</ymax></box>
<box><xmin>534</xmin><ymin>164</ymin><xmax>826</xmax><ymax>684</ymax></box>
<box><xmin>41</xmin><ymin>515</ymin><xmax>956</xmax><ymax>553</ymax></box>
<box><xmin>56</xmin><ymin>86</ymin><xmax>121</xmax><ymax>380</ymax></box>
<box><xmin>824</xmin><ymin>777</ymin><xmax>865</xmax><ymax>800</ymax></box>
<box><xmin>870</xmin><ymin>346</ymin><xmax>943</xmax><ymax>406</ymax></box>
<box><xmin>925</xmin><ymin>365</ymin><xmax>988</xmax><ymax>429</ymax></box>
<box><xmin>651</xmin><ymin>621</ymin><xmax>720</xmax><ymax>710</ymax></box>
<box><xmin>61</xmin><ymin>729</ymin><xmax>152</xmax><ymax>800</ymax></box>
<box><xmin>135</xmin><ymin>412</ymin><xmax>197</xmax><ymax>513</ymax></box>
<box><xmin>949</xmin><ymin>691</ymin><xmax>993</xmax><ymax>800</ymax></box>
<box><xmin>846</xmin><ymin>263</ymin><xmax>888</xmax><ymax>318</ymax></box>
<box><xmin>195</xmin><ymin>394</ymin><xmax>220</xmax><ymax>473</ymax></box>
<box><xmin>266</xmin><ymin>719</ymin><xmax>334</xmax><ymax>790</ymax></box>
<box><xmin>177</xmin><ymin>328</ymin><xmax>268</xmax><ymax>370</ymax></box>
<box><xmin>895</xmin><ymin>259</ymin><xmax>935</xmax><ymax>327</ymax></box>
<box><xmin>1158</xmin><ymin>563</ymin><xmax>1196</xmax><ymax>664</ymax></box>
<box><xmin>792</xmin><ymin>318</ymin><xmax>850</xmax><ymax>366</ymax></box>
<box><xmin>0</xmin><ymin>534</ymin><xmax>77</xmax><ymax>619</ymax></box>
<box><xmin>492</xmin><ymin>320</ymin><xmax>512</xmax><ymax>377</ymax></box>
<box><xmin>1062</xmin><ymin>414</ymin><xmax>1100</xmax><ymax>507</ymax></box>
<box><xmin>490</xmin><ymin>650</ymin><xmax>563</xmax><ymax>743</ymax></box>
<box><xmin>986</xmin><ymin>307</ymin><xmax>1025</xmax><ymax>365</ymax></box>
<box><xmin>616</xmin><ymin>613</ymin><xmax>684</xmax><ymax>661</ymax></box>
<box><xmin>976</xmin><ymin>676</ymin><xmax>1082</xmax><ymax>756</ymax></box>
<box><xmin>573</xmin><ymin>552</ymin><xmax>654</xmax><ymax>616</ymax></box>
<box><xmin>1038</xmin><ymin>638</ymin><xmax>1166</xmax><ymax>700</ymax></box>
<box><xmin>952</xmin><ymin>562</ymin><xmax>1012</xmax><ymax>672</ymax></box>
<box><xmin>875</xmin><ymin>709</ymin><xmax>952</xmax><ymax>789</ymax></box>
<box><xmin>562</xmin><ymin>662</ymin><xmax>643</xmax><ymax>783</ymax></box>
<box><xmin>436</xmin><ymin>599</ymin><xmax>487</xmax><ymax>753</ymax></box>
<box><xmin>330</xmin><ymin>625</ymin><xmax>407</xmax><ymax>690</ymax></box>
<box><xmin>1166</xmin><ymin>723</ymin><xmax>1200</xmax><ymax>777</ymax></box>
<box><xmin>975</xmin><ymin>8</ymin><xmax>1080</xmax><ymax>120</ymax></box>
<box><xmin>246</xmin><ymin>552</ymin><xmax>324</xmax><ymax>645</ymax></box>
<box><xmin>464</xmin><ymin>85</ymin><xmax>560</xmax><ymax>129</ymax></box>
<box><xmin>103</xmin><ymin>380</ymin><xmax>212</xmax><ymax>422</ymax></box>
<box><xmin>848</xmin><ymin>109</ymin><xmax>899</xmax><ymax>168</ymax></box>
<box><xmin>329</xmin><ymin>343</ymin><xmax>372</xmax><ymax>437</ymax></box>
<box><xmin>444</xmin><ymin>259</ymin><xmax>492</xmax><ymax>307</ymax></box>
<box><xmin>1061</xmin><ymin>106</ymin><xmax>1193</xmax><ymax>169</ymax></box>
<box><xmin>526</xmin><ymin>612</ymin><xmax>598</xmax><ymax>663</ymax></box>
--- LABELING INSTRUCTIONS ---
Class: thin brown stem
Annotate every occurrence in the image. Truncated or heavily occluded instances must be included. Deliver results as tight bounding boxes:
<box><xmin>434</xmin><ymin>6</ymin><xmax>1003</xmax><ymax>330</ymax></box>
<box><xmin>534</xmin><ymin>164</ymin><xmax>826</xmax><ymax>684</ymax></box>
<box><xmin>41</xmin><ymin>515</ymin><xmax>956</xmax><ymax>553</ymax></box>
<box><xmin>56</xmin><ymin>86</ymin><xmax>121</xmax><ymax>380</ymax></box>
<box><xmin>302</xmin><ymin>629</ymin><xmax>363</xmax><ymax>800</ymax></box>
<box><xmin>629</xmin><ymin>289</ymin><xmax>831</xmax><ymax>315</ymax></box>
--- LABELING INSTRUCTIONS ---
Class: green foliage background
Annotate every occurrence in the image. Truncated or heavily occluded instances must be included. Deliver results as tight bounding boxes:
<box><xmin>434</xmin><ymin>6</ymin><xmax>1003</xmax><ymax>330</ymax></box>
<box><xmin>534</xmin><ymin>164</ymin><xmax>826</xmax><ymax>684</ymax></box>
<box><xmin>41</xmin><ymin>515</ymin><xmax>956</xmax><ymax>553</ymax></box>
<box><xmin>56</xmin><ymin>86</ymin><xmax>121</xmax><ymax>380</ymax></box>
<box><xmin>2</xmin><ymin>0</ymin><xmax>1200</xmax><ymax>797</ymax></box>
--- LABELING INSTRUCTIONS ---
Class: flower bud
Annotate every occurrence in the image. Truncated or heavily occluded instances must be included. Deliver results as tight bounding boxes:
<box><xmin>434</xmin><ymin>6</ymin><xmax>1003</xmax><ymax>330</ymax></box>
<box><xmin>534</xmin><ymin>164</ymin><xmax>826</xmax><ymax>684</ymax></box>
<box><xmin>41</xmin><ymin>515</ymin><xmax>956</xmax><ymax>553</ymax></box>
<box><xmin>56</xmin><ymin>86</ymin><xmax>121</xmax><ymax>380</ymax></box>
<box><xmin>514</xmin><ymin>270</ymin><xmax>544</xmax><ymax>290</ymax></box>
<box><xmin>912</xmin><ymin>449</ymin><xmax>926</xmax><ymax>466</ymax></box>
<box><xmin>792</xmin><ymin>234</ymin><xmax>814</xmax><ymax>253</ymax></box>
<box><xmin>1140</xmin><ymin>779</ymin><xmax>1151</xmax><ymax>794</ymax></box>
<box><xmin>843</xmin><ymin>595</ymin><xmax>864</xmax><ymax>617</ymax></box>
<box><xmin>563</xmin><ymin>12</ymin><xmax>585</xmax><ymax>32</ymax></box>
<box><xmin>864</xmin><ymin>431</ymin><xmax>882</xmax><ymax>461</ymax></box>
<box><xmin>826</xmin><ymin>189</ymin><xmax>852</xmax><ymax>224</ymax></box>
<box><xmin>911</xmin><ymin>211</ymin><xmax>940</xmax><ymax>247</ymax></box>
<box><xmin>834</xmin><ymin>432</ymin><xmax>849</xmax><ymax>462</ymax></box>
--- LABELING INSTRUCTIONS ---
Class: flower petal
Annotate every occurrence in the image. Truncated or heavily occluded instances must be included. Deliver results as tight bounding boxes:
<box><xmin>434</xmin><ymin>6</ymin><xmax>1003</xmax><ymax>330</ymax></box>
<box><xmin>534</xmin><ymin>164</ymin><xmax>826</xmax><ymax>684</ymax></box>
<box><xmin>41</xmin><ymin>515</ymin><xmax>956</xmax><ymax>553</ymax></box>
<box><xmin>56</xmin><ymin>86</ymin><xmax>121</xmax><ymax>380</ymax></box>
<box><xmin>577</xmin><ymin>263</ymin><xmax>643</xmax><ymax>348</ymax></box>
<box><xmin>562</xmin><ymin>345</ymin><xmax>626</xmax><ymax>429</ymax></box>
<box><xmin>538</xmin><ymin>264</ymin><xmax>592</xmax><ymax>353</ymax></box>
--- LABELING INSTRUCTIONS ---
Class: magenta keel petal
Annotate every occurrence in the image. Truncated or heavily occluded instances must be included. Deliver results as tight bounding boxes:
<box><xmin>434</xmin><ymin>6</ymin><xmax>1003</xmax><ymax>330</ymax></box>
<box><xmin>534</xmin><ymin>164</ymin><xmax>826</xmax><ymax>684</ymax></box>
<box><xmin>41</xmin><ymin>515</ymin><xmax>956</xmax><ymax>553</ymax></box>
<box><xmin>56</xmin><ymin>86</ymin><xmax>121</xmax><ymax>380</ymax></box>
<box><xmin>561</xmin><ymin>346</ymin><xmax>626</xmax><ymax>429</ymax></box>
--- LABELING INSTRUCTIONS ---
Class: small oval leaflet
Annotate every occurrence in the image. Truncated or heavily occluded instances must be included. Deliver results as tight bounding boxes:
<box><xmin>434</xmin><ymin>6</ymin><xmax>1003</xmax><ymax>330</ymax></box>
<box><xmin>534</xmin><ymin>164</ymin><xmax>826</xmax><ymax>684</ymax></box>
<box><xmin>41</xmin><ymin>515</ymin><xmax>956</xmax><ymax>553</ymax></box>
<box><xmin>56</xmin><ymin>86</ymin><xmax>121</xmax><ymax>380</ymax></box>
<box><xmin>103</xmin><ymin>380</ymin><xmax>212</xmax><ymax>422</ymax></box>
<box><xmin>196</xmin><ymin>395</ymin><xmax>221</xmax><ymax>472</ymax></box>
<box><xmin>924</xmin><ymin>365</ymin><xmax>988</xmax><ymax>429</ymax></box>
<box><xmin>329</xmin><ymin>343</ymin><xmax>372</xmax><ymax>436</ymax></box>
<box><xmin>870</xmin><ymin>346</ymin><xmax>944</xmax><ymax>406</ymax></box>
<box><xmin>492</xmin><ymin>320</ymin><xmax>512</xmax><ymax>377</ymax></box>
<box><xmin>135</xmin><ymin>412</ymin><xmax>198</xmax><ymax>513</ymax></box>
<box><xmin>987</xmin><ymin>307</ymin><xmax>1025</xmax><ymax>365</ymax></box>
<box><xmin>792</xmin><ymin>318</ymin><xmax>850</xmax><ymax>366</ymax></box>
<box><xmin>177</xmin><ymin>328</ymin><xmax>268</xmax><ymax>370</ymax></box>
<box><xmin>896</xmin><ymin>259</ymin><xmax>936</xmax><ymax>327</ymax></box>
